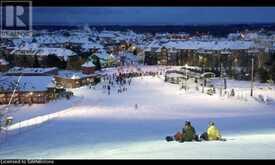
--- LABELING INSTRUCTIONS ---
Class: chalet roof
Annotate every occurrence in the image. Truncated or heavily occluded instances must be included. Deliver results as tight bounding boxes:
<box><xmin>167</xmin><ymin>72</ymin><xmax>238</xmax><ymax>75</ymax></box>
<box><xmin>57</xmin><ymin>70</ymin><xmax>99</xmax><ymax>79</ymax></box>
<box><xmin>0</xmin><ymin>76</ymin><xmax>54</xmax><ymax>92</ymax></box>
<box><xmin>81</xmin><ymin>61</ymin><xmax>96</xmax><ymax>68</ymax></box>
<box><xmin>6</xmin><ymin>67</ymin><xmax>58</xmax><ymax>75</ymax></box>
<box><xmin>36</xmin><ymin>48</ymin><xmax>76</xmax><ymax>61</ymax></box>
<box><xmin>10</xmin><ymin>46</ymin><xmax>77</xmax><ymax>61</ymax></box>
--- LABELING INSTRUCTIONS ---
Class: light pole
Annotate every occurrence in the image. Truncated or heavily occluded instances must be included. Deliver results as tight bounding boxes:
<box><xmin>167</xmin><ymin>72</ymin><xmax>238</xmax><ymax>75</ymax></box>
<box><xmin>224</xmin><ymin>73</ymin><xmax>227</xmax><ymax>90</ymax></box>
<box><xmin>202</xmin><ymin>60</ymin><xmax>206</xmax><ymax>93</ymax></box>
<box><xmin>185</xmin><ymin>64</ymin><xmax>188</xmax><ymax>91</ymax></box>
<box><xmin>220</xmin><ymin>63</ymin><xmax>223</xmax><ymax>97</ymax></box>
<box><xmin>250</xmin><ymin>57</ymin><xmax>254</xmax><ymax>97</ymax></box>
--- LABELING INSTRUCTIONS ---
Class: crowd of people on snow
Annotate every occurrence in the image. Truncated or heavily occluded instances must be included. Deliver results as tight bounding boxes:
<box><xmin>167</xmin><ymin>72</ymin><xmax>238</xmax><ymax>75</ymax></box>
<box><xmin>166</xmin><ymin>120</ymin><xmax>225</xmax><ymax>142</ymax></box>
<box><xmin>101</xmin><ymin>65</ymin><xmax>164</xmax><ymax>96</ymax></box>
<box><xmin>101</xmin><ymin>73</ymin><xmax>132</xmax><ymax>95</ymax></box>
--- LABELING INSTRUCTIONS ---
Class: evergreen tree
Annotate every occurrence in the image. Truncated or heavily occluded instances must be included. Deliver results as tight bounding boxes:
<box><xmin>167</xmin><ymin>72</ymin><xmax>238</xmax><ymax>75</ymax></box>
<box><xmin>93</xmin><ymin>55</ymin><xmax>101</xmax><ymax>70</ymax></box>
<box><xmin>257</xmin><ymin>67</ymin><xmax>271</xmax><ymax>83</ymax></box>
<box><xmin>88</xmin><ymin>54</ymin><xmax>101</xmax><ymax>71</ymax></box>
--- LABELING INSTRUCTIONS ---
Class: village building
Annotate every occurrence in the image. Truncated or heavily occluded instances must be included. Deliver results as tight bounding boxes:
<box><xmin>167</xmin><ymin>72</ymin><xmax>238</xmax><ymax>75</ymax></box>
<box><xmin>0</xmin><ymin>76</ymin><xmax>66</xmax><ymax>104</ymax></box>
<box><xmin>53</xmin><ymin>70</ymin><xmax>101</xmax><ymax>89</ymax></box>
<box><xmin>81</xmin><ymin>61</ymin><xmax>96</xmax><ymax>74</ymax></box>
<box><xmin>144</xmin><ymin>40</ymin><xmax>268</xmax><ymax>79</ymax></box>
<box><xmin>7</xmin><ymin>44</ymin><xmax>78</xmax><ymax>68</ymax></box>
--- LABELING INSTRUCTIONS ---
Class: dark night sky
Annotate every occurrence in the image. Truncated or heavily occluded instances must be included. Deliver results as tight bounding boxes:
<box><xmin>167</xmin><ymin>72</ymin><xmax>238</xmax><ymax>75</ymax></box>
<box><xmin>33</xmin><ymin>7</ymin><xmax>275</xmax><ymax>25</ymax></box>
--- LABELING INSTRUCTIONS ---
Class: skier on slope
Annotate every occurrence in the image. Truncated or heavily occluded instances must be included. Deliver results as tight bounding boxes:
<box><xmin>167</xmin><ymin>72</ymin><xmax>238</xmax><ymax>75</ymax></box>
<box><xmin>200</xmin><ymin>121</ymin><xmax>222</xmax><ymax>141</ymax></box>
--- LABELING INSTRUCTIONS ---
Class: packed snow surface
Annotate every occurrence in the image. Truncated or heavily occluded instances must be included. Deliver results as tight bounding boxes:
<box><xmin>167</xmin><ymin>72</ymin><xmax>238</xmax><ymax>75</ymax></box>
<box><xmin>0</xmin><ymin>68</ymin><xmax>275</xmax><ymax>159</ymax></box>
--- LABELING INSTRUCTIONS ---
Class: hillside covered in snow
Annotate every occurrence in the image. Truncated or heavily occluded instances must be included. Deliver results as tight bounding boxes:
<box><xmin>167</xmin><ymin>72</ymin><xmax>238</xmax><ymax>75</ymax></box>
<box><xmin>0</xmin><ymin>67</ymin><xmax>275</xmax><ymax>159</ymax></box>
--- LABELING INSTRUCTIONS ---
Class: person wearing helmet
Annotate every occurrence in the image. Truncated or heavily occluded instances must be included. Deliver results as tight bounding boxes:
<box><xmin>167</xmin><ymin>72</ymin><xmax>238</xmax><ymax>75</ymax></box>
<box><xmin>200</xmin><ymin>121</ymin><xmax>222</xmax><ymax>141</ymax></box>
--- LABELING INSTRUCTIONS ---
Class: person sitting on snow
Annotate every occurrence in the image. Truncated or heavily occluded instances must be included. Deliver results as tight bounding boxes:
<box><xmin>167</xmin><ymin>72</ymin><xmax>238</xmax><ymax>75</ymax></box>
<box><xmin>181</xmin><ymin>121</ymin><xmax>199</xmax><ymax>142</ymax></box>
<box><xmin>200</xmin><ymin>121</ymin><xmax>222</xmax><ymax>141</ymax></box>
<box><xmin>166</xmin><ymin>121</ymin><xmax>199</xmax><ymax>142</ymax></box>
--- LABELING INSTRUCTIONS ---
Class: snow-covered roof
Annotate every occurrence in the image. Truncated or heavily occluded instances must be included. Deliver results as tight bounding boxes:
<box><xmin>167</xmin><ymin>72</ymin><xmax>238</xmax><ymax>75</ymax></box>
<box><xmin>35</xmin><ymin>34</ymin><xmax>92</xmax><ymax>44</ymax></box>
<box><xmin>243</xmin><ymin>33</ymin><xmax>258</xmax><ymax>40</ymax></box>
<box><xmin>162</xmin><ymin>40</ymin><xmax>257</xmax><ymax>50</ymax></box>
<box><xmin>19</xmin><ymin>43</ymin><xmax>40</xmax><ymax>50</ymax></box>
<box><xmin>10</xmin><ymin>49</ymin><xmax>38</xmax><ymax>56</ymax></box>
<box><xmin>146</xmin><ymin>40</ymin><xmax>257</xmax><ymax>51</ymax></box>
<box><xmin>228</xmin><ymin>33</ymin><xmax>241</xmax><ymax>39</ymax></box>
<box><xmin>6</xmin><ymin>67</ymin><xmax>58</xmax><ymax>75</ymax></box>
<box><xmin>0</xmin><ymin>59</ymin><xmax>9</xmax><ymax>65</ymax></box>
<box><xmin>81</xmin><ymin>61</ymin><xmax>95</xmax><ymax>68</ymax></box>
<box><xmin>0</xmin><ymin>76</ymin><xmax>54</xmax><ymax>92</ymax></box>
<box><xmin>36</xmin><ymin>48</ymin><xmax>76</xmax><ymax>61</ymax></box>
<box><xmin>220</xmin><ymin>50</ymin><xmax>232</xmax><ymax>54</ymax></box>
<box><xmin>81</xmin><ymin>42</ymin><xmax>104</xmax><ymax>51</ymax></box>
<box><xmin>12</xmin><ymin>39</ymin><xmax>24</xmax><ymax>47</ymax></box>
<box><xmin>146</xmin><ymin>40</ymin><xmax>161</xmax><ymax>49</ymax></box>
<box><xmin>98</xmin><ymin>31</ymin><xmax>117</xmax><ymax>38</ymax></box>
<box><xmin>10</xmin><ymin>45</ymin><xmax>77</xmax><ymax>61</ymax></box>
<box><xmin>57</xmin><ymin>70</ymin><xmax>98</xmax><ymax>79</ymax></box>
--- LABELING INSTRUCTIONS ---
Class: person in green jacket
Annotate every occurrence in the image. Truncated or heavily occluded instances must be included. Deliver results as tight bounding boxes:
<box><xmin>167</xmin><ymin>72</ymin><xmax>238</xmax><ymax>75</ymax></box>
<box><xmin>182</xmin><ymin>121</ymin><xmax>198</xmax><ymax>142</ymax></box>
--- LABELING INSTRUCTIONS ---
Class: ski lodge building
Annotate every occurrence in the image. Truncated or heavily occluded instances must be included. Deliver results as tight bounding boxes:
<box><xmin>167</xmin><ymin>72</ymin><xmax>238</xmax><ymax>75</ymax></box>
<box><xmin>0</xmin><ymin>76</ymin><xmax>65</xmax><ymax>105</ymax></box>
<box><xmin>144</xmin><ymin>40</ymin><xmax>268</xmax><ymax>74</ymax></box>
